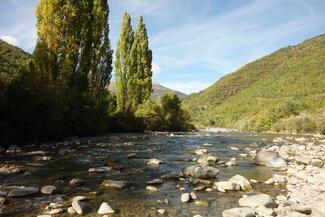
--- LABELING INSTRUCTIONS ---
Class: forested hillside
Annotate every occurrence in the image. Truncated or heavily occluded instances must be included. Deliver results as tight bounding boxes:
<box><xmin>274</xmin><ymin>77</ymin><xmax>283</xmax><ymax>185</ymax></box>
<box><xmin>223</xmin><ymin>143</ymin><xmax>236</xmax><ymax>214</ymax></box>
<box><xmin>0</xmin><ymin>39</ymin><xmax>31</xmax><ymax>81</ymax></box>
<box><xmin>183</xmin><ymin>34</ymin><xmax>325</xmax><ymax>134</ymax></box>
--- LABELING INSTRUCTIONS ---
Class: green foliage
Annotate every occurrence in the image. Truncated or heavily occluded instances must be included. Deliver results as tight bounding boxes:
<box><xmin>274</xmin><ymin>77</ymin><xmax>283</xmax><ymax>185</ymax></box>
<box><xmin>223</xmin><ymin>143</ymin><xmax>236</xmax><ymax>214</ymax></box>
<box><xmin>136</xmin><ymin>94</ymin><xmax>193</xmax><ymax>131</ymax></box>
<box><xmin>183</xmin><ymin>34</ymin><xmax>325</xmax><ymax>134</ymax></box>
<box><xmin>115</xmin><ymin>13</ymin><xmax>134</xmax><ymax>113</ymax></box>
<box><xmin>0</xmin><ymin>39</ymin><xmax>31</xmax><ymax>82</ymax></box>
<box><xmin>34</xmin><ymin>0</ymin><xmax>113</xmax><ymax>92</ymax></box>
<box><xmin>129</xmin><ymin>16</ymin><xmax>153</xmax><ymax>108</ymax></box>
<box><xmin>115</xmin><ymin>14</ymin><xmax>153</xmax><ymax>113</ymax></box>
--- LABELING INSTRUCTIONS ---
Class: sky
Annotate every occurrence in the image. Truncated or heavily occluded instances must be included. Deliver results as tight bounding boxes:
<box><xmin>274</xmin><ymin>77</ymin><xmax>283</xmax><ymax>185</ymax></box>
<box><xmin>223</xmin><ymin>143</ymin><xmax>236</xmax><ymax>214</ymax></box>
<box><xmin>1</xmin><ymin>0</ymin><xmax>325</xmax><ymax>94</ymax></box>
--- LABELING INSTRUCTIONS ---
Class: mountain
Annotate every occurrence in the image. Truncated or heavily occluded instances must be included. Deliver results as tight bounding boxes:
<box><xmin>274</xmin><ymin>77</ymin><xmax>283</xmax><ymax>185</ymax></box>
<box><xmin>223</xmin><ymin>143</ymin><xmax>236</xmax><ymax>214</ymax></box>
<box><xmin>183</xmin><ymin>34</ymin><xmax>325</xmax><ymax>134</ymax></box>
<box><xmin>108</xmin><ymin>81</ymin><xmax>186</xmax><ymax>100</ymax></box>
<box><xmin>0</xmin><ymin>39</ymin><xmax>31</xmax><ymax>82</ymax></box>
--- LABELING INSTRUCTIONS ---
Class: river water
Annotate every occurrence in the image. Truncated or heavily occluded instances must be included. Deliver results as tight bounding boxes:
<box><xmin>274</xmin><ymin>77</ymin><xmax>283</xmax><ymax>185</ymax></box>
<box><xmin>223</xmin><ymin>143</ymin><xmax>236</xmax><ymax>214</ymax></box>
<box><xmin>0</xmin><ymin>131</ymin><xmax>286</xmax><ymax>216</ymax></box>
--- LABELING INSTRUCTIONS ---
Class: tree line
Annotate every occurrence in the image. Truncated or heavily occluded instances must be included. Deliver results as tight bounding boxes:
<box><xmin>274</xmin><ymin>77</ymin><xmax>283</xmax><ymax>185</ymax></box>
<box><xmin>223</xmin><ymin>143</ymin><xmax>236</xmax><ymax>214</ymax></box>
<box><xmin>0</xmin><ymin>0</ymin><xmax>192</xmax><ymax>146</ymax></box>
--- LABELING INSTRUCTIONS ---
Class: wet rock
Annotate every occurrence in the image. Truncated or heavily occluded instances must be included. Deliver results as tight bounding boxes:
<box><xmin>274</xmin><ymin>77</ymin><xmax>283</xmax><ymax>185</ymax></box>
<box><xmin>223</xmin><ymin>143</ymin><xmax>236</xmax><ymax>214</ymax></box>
<box><xmin>214</xmin><ymin>181</ymin><xmax>240</xmax><ymax>192</ymax></box>
<box><xmin>228</xmin><ymin>175</ymin><xmax>252</xmax><ymax>191</ymax></box>
<box><xmin>7</xmin><ymin>186</ymin><xmax>39</xmax><ymax>197</ymax></box>
<box><xmin>190</xmin><ymin>192</ymin><xmax>197</xmax><ymax>200</ymax></box>
<box><xmin>49</xmin><ymin>202</ymin><xmax>64</xmax><ymax>209</ymax></box>
<box><xmin>36</xmin><ymin>156</ymin><xmax>52</xmax><ymax>161</ymax></box>
<box><xmin>69</xmin><ymin>178</ymin><xmax>86</xmax><ymax>187</ymax></box>
<box><xmin>67</xmin><ymin>207</ymin><xmax>76</xmax><ymax>214</ymax></box>
<box><xmin>183</xmin><ymin>165</ymin><xmax>220</xmax><ymax>179</ymax></box>
<box><xmin>239</xmin><ymin>194</ymin><xmax>275</xmax><ymax>208</ymax></box>
<box><xmin>222</xmin><ymin>207</ymin><xmax>256</xmax><ymax>217</ymax></box>
<box><xmin>191</xmin><ymin>178</ymin><xmax>211</xmax><ymax>187</ymax></box>
<box><xmin>147</xmin><ymin>158</ymin><xmax>163</xmax><ymax>165</ymax></box>
<box><xmin>146</xmin><ymin>186</ymin><xmax>159</xmax><ymax>192</ymax></box>
<box><xmin>194</xmin><ymin>200</ymin><xmax>209</xmax><ymax>207</ymax></box>
<box><xmin>161</xmin><ymin>171</ymin><xmax>183</xmax><ymax>179</ymax></box>
<box><xmin>5</xmin><ymin>146</ymin><xmax>22</xmax><ymax>154</ymax></box>
<box><xmin>98</xmin><ymin>202</ymin><xmax>115</xmax><ymax>214</ymax></box>
<box><xmin>225</xmin><ymin>160</ymin><xmax>237</xmax><ymax>167</ymax></box>
<box><xmin>72</xmin><ymin>200</ymin><xmax>84</xmax><ymax>215</ymax></box>
<box><xmin>255</xmin><ymin>206</ymin><xmax>274</xmax><ymax>217</ymax></box>
<box><xmin>147</xmin><ymin>178</ymin><xmax>164</xmax><ymax>185</ymax></box>
<box><xmin>88</xmin><ymin>166</ymin><xmax>112</xmax><ymax>173</ymax></box>
<box><xmin>181</xmin><ymin>193</ymin><xmax>191</xmax><ymax>203</ymax></box>
<box><xmin>0</xmin><ymin>197</ymin><xmax>8</xmax><ymax>205</ymax></box>
<box><xmin>194</xmin><ymin>149</ymin><xmax>208</xmax><ymax>155</ymax></box>
<box><xmin>72</xmin><ymin>196</ymin><xmax>87</xmax><ymax>202</ymax></box>
<box><xmin>49</xmin><ymin>208</ymin><xmax>64</xmax><ymax>215</ymax></box>
<box><xmin>254</xmin><ymin>150</ymin><xmax>287</xmax><ymax>169</ymax></box>
<box><xmin>0</xmin><ymin>164</ymin><xmax>22</xmax><ymax>174</ymax></box>
<box><xmin>265</xmin><ymin>174</ymin><xmax>287</xmax><ymax>185</ymax></box>
<box><xmin>41</xmin><ymin>185</ymin><xmax>57</xmax><ymax>195</ymax></box>
<box><xmin>101</xmin><ymin>180</ymin><xmax>127</xmax><ymax>189</ymax></box>
<box><xmin>126</xmin><ymin>153</ymin><xmax>138</xmax><ymax>159</ymax></box>
<box><xmin>157</xmin><ymin>209</ymin><xmax>165</xmax><ymax>214</ymax></box>
<box><xmin>291</xmin><ymin>205</ymin><xmax>312</xmax><ymax>215</ymax></box>
<box><xmin>202</xmin><ymin>143</ymin><xmax>213</xmax><ymax>147</ymax></box>
<box><xmin>197</xmin><ymin>154</ymin><xmax>218</xmax><ymax>165</ymax></box>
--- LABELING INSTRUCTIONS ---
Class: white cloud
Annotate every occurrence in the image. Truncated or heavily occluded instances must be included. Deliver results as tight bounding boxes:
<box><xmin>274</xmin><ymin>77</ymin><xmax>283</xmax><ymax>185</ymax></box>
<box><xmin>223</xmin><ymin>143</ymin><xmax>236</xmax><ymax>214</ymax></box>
<box><xmin>161</xmin><ymin>81</ymin><xmax>210</xmax><ymax>94</ymax></box>
<box><xmin>0</xmin><ymin>35</ymin><xmax>18</xmax><ymax>45</ymax></box>
<box><xmin>152</xmin><ymin>63</ymin><xmax>160</xmax><ymax>76</ymax></box>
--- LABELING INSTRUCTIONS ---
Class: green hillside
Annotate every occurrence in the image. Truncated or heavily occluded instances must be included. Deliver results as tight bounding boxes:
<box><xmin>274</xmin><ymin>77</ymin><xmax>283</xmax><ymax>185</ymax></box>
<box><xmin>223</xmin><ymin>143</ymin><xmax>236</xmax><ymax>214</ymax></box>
<box><xmin>183</xmin><ymin>34</ymin><xmax>325</xmax><ymax>134</ymax></box>
<box><xmin>0</xmin><ymin>39</ymin><xmax>31</xmax><ymax>82</ymax></box>
<box><xmin>108</xmin><ymin>81</ymin><xmax>186</xmax><ymax>101</ymax></box>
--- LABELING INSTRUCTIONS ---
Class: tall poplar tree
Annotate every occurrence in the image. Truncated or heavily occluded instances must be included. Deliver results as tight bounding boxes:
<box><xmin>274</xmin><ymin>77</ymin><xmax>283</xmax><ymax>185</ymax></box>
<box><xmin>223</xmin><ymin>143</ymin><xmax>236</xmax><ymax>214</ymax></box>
<box><xmin>115</xmin><ymin>13</ymin><xmax>134</xmax><ymax>113</ymax></box>
<box><xmin>135</xmin><ymin>16</ymin><xmax>153</xmax><ymax>104</ymax></box>
<box><xmin>34</xmin><ymin>0</ymin><xmax>113</xmax><ymax>93</ymax></box>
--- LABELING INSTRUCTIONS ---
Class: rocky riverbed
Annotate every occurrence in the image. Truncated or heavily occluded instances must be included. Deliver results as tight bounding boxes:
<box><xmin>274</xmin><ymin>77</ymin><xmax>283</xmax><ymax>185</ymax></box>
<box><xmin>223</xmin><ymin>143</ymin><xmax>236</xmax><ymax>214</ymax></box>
<box><xmin>0</xmin><ymin>132</ymin><xmax>324</xmax><ymax>217</ymax></box>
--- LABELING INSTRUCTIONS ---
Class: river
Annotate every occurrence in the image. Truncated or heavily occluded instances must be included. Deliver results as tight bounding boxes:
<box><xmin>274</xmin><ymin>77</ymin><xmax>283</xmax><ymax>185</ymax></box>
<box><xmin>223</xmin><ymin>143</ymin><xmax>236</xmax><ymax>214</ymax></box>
<box><xmin>0</xmin><ymin>131</ymin><xmax>287</xmax><ymax>216</ymax></box>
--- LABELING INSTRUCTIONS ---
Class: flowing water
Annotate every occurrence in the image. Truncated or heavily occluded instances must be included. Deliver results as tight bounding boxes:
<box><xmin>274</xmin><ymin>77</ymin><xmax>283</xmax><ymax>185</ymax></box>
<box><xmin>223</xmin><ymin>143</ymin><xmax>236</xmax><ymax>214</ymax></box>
<box><xmin>0</xmin><ymin>131</ymin><xmax>287</xmax><ymax>217</ymax></box>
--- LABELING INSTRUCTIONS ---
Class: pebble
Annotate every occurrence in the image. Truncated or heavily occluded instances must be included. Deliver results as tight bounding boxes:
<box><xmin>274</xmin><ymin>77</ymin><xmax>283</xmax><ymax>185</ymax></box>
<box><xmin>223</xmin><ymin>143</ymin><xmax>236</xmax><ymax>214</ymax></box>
<box><xmin>98</xmin><ymin>202</ymin><xmax>115</xmax><ymax>214</ymax></box>
<box><xmin>72</xmin><ymin>200</ymin><xmax>84</xmax><ymax>215</ymax></box>
<box><xmin>181</xmin><ymin>193</ymin><xmax>191</xmax><ymax>203</ymax></box>
<box><xmin>157</xmin><ymin>209</ymin><xmax>165</xmax><ymax>214</ymax></box>
<box><xmin>49</xmin><ymin>208</ymin><xmax>64</xmax><ymax>215</ymax></box>
<box><xmin>146</xmin><ymin>186</ymin><xmax>159</xmax><ymax>192</ymax></box>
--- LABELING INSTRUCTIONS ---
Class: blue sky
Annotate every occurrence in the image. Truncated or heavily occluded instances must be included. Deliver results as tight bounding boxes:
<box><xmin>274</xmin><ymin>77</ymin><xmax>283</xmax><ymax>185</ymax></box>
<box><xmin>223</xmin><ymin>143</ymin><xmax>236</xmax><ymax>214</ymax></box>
<box><xmin>1</xmin><ymin>0</ymin><xmax>325</xmax><ymax>93</ymax></box>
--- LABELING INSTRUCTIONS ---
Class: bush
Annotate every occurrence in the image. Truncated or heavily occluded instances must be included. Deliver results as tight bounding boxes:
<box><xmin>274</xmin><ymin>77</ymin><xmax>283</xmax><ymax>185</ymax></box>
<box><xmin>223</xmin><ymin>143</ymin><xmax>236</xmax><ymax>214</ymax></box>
<box><xmin>136</xmin><ymin>94</ymin><xmax>193</xmax><ymax>131</ymax></box>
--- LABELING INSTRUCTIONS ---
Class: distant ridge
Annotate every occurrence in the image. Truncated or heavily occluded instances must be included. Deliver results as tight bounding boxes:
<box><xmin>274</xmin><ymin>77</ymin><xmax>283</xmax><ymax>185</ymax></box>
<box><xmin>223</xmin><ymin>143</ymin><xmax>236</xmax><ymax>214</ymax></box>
<box><xmin>183</xmin><ymin>34</ymin><xmax>325</xmax><ymax>133</ymax></box>
<box><xmin>108</xmin><ymin>81</ymin><xmax>187</xmax><ymax>100</ymax></box>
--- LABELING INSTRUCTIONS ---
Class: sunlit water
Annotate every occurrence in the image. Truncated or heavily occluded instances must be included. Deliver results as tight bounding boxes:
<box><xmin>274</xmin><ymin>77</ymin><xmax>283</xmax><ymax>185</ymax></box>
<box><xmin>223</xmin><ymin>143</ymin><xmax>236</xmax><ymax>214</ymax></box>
<box><xmin>0</xmin><ymin>131</ymin><xmax>287</xmax><ymax>216</ymax></box>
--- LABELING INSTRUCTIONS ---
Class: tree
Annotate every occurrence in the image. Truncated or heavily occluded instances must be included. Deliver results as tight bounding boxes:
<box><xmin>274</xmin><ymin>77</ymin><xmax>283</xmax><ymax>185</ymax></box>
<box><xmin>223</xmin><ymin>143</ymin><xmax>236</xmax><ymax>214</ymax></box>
<box><xmin>115</xmin><ymin>13</ymin><xmax>134</xmax><ymax>113</ymax></box>
<box><xmin>129</xmin><ymin>16</ymin><xmax>153</xmax><ymax>109</ymax></box>
<box><xmin>34</xmin><ymin>0</ymin><xmax>113</xmax><ymax>93</ymax></box>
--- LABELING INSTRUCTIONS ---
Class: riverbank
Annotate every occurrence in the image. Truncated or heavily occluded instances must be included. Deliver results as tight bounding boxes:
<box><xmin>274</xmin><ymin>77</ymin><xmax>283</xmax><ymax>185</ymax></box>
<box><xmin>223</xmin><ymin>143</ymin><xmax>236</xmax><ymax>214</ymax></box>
<box><xmin>222</xmin><ymin>134</ymin><xmax>325</xmax><ymax>217</ymax></box>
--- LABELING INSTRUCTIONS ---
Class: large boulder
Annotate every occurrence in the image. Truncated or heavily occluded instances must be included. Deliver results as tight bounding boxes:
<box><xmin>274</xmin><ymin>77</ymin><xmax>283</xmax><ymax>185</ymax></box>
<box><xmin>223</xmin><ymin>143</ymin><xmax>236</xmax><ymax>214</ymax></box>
<box><xmin>183</xmin><ymin>165</ymin><xmax>220</xmax><ymax>179</ymax></box>
<box><xmin>197</xmin><ymin>154</ymin><xmax>218</xmax><ymax>165</ymax></box>
<box><xmin>254</xmin><ymin>150</ymin><xmax>287</xmax><ymax>169</ymax></box>
<box><xmin>7</xmin><ymin>187</ymin><xmax>39</xmax><ymax>197</ymax></box>
<box><xmin>222</xmin><ymin>207</ymin><xmax>256</xmax><ymax>217</ymax></box>
<box><xmin>228</xmin><ymin>175</ymin><xmax>252</xmax><ymax>191</ymax></box>
<box><xmin>238</xmin><ymin>194</ymin><xmax>275</xmax><ymax>208</ymax></box>
<box><xmin>214</xmin><ymin>181</ymin><xmax>240</xmax><ymax>192</ymax></box>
